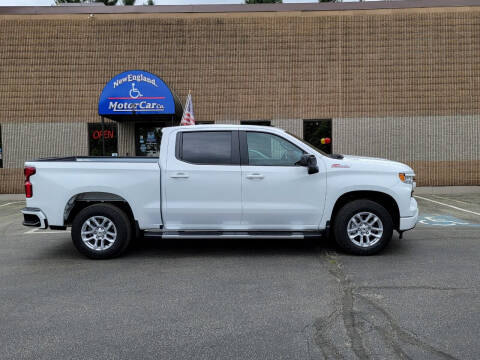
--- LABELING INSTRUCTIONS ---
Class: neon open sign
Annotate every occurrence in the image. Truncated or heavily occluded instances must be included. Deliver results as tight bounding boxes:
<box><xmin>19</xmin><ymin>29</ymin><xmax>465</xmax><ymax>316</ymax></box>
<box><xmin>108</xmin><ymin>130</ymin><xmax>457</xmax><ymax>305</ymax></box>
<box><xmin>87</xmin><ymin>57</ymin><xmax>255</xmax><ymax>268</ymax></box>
<box><xmin>92</xmin><ymin>130</ymin><xmax>115</xmax><ymax>140</ymax></box>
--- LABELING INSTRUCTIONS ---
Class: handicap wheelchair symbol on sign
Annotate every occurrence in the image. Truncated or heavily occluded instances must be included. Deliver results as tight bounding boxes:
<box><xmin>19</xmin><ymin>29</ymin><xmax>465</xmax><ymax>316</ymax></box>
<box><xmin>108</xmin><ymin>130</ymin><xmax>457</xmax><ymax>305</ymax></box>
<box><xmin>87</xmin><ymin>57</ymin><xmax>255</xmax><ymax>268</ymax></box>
<box><xmin>418</xmin><ymin>215</ymin><xmax>474</xmax><ymax>226</ymax></box>
<box><xmin>129</xmin><ymin>83</ymin><xmax>143</xmax><ymax>99</ymax></box>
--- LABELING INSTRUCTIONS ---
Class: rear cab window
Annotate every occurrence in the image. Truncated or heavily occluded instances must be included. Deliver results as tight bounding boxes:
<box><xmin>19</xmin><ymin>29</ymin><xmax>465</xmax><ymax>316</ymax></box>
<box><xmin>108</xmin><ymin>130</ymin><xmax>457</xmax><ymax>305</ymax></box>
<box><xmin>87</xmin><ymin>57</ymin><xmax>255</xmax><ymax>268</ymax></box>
<box><xmin>176</xmin><ymin>131</ymin><xmax>239</xmax><ymax>165</ymax></box>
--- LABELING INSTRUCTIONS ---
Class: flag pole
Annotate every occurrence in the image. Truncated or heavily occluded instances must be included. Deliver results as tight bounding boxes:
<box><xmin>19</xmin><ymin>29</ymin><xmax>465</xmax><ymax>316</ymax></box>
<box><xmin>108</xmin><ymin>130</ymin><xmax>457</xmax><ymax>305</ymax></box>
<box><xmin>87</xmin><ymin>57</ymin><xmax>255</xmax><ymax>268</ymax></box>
<box><xmin>188</xmin><ymin>90</ymin><xmax>193</xmax><ymax>125</ymax></box>
<box><xmin>181</xmin><ymin>91</ymin><xmax>188</xmax><ymax>121</ymax></box>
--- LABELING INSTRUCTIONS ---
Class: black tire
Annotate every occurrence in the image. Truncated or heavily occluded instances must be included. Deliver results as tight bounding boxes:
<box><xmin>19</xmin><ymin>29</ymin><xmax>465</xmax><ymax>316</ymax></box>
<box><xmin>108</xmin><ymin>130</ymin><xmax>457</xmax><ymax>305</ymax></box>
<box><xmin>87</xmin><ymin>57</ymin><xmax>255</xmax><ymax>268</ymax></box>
<box><xmin>333</xmin><ymin>199</ymin><xmax>393</xmax><ymax>255</ymax></box>
<box><xmin>71</xmin><ymin>203</ymin><xmax>132</xmax><ymax>259</ymax></box>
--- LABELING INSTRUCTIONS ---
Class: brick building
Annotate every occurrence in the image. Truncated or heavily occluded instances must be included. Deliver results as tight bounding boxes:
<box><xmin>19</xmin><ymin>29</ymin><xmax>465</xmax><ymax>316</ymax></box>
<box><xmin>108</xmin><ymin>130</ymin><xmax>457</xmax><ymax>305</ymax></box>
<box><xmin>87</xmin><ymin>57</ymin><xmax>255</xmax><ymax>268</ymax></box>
<box><xmin>0</xmin><ymin>0</ymin><xmax>479</xmax><ymax>193</ymax></box>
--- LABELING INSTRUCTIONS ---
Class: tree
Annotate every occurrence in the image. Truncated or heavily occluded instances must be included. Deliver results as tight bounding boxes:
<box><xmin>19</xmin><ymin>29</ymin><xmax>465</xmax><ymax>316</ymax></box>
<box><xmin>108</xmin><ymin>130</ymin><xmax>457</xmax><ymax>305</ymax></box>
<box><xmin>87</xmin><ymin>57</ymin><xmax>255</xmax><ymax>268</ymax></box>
<box><xmin>245</xmin><ymin>0</ymin><xmax>282</xmax><ymax>3</ymax></box>
<box><xmin>55</xmin><ymin>0</ymin><xmax>120</xmax><ymax>5</ymax></box>
<box><xmin>55</xmin><ymin>0</ymin><xmax>87</xmax><ymax>3</ymax></box>
<box><xmin>122</xmin><ymin>0</ymin><xmax>136</xmax><ymax>4</ymax></box>
<box><xmin>98</xmin><ymin>0</ymin><xmax>119</xmax><ymax>4</ymax></box>
<box><xmin>145</xmin><ymin>0</ymin><xmax>154</xmax><ymax>4</ymax></box>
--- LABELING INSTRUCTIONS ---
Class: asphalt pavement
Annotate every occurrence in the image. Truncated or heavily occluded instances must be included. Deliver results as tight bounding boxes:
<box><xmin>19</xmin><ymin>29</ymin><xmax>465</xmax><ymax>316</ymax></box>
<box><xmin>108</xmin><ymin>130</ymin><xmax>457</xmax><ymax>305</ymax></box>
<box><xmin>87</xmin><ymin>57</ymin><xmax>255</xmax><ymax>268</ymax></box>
<box><xmin>0</xmin><ymin>193</ymin><xmax>479</xmax><ymax>360</ymax></box>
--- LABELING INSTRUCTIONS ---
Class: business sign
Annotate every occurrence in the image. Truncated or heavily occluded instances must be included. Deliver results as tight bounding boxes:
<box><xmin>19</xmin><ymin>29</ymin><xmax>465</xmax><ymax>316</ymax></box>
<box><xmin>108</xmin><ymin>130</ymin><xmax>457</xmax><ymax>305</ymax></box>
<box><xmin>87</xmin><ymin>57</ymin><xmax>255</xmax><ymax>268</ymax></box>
<box><xmin>98</xmin><ymin>70</ymin><xmax>176</xmax><ymax>116</ymax></box>
<box><xmin>91</xmin><ymin>129</ymin><xmax>115</xmax><ymax>140</ymax></box>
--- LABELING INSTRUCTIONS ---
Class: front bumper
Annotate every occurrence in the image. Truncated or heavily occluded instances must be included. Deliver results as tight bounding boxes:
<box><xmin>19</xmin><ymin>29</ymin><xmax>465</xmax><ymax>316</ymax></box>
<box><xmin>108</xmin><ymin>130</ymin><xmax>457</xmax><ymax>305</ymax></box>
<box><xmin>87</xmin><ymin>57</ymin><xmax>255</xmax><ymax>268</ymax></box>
<box><xmin>21</xmin><ymin>207</ymin><xmax>48</xmax><ymax>229</ymax></box>
<box><xmin>399</xmin><ymin>197</ymin><xmax>418</xmax><ymax>231</ymax></box>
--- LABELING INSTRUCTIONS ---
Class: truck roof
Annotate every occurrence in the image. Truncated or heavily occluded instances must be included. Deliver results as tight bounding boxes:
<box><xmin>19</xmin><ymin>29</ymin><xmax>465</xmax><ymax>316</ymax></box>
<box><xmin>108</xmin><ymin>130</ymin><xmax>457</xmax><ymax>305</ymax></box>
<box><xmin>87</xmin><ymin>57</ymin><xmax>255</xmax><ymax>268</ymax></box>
<box><xmin>163</xmin><ymin>124</ymin><xmax>286</xmax><ymax>132</ymax></box>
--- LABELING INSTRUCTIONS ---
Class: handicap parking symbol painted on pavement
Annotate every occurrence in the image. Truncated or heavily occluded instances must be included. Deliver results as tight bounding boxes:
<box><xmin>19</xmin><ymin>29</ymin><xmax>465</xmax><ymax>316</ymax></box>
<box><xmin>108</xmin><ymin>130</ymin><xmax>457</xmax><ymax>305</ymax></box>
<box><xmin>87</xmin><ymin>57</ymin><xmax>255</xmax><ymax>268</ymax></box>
<box><xmin>418</xmin><ymin>215</ymin><xmax>480</xmax><ymax>227</ymax></box>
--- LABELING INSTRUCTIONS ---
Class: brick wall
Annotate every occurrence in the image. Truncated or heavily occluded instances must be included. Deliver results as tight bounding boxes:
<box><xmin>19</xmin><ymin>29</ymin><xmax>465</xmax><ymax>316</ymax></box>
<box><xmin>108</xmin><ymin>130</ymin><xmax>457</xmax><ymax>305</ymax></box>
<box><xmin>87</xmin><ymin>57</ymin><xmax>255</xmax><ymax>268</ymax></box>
<box><xmin>0</xmin><ymin>6</ymin><xmax>479</xmax><ymax>192</ymax></box>
<box><xmin>333</xmin><ymin>116</ymin><xmax>480</xmax><ymax>185</ymax></box>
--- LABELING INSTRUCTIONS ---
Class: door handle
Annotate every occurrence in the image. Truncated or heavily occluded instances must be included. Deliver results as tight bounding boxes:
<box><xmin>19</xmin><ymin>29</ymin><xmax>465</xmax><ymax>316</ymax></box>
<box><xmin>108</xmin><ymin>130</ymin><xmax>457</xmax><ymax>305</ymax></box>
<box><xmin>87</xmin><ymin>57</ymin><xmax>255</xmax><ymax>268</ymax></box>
<box><xmin>170</xmin><ymin>172</ymin><xmax>189</xmax><ymax>179</ymax></box>
<box><xmin>246</xmin><ymin>173</ymin><xmax>264</xmax><ymax>180</ymax></box>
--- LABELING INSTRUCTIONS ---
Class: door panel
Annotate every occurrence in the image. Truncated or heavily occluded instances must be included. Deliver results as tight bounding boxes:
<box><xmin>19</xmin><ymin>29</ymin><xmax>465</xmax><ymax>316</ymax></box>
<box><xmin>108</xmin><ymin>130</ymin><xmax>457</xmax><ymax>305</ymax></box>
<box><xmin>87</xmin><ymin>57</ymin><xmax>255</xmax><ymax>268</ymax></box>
<box><xmin>241</xmin><ymin>165</ymin><xmax>324</xmax><ymax>229</ymax></box>
<box><xmin>241</xmin><ymin>131</ymin><xmax>325</xmax><ymax>230</ymax></box>
<box><xmin>164</xmin><ymin>131</ymin><xmax>242</xmax><ymax>230</ymax></box>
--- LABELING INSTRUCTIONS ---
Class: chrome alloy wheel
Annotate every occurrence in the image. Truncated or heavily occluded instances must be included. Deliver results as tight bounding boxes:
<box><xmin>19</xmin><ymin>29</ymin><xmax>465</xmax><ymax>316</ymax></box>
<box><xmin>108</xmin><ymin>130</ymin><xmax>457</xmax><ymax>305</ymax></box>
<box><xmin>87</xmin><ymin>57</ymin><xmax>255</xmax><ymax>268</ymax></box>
<box><xmin>347</xmin><ymin>212</ymin><xmax>383</xmax><ymax>248</ymax></box>
<box><xmin>80</xmin><ymin>216</ymin><xmax>117</xmax><ymax>251</ymax></box>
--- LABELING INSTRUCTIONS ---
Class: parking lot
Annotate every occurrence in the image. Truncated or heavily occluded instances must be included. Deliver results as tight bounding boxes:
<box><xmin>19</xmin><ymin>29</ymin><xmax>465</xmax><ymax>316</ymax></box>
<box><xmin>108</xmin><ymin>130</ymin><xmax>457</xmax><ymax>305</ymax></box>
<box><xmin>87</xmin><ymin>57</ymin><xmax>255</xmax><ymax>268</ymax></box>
<box><xmin>1</xmin><ymin>192</ymin><xmax>479</xmax><ymax>360</ymax></box>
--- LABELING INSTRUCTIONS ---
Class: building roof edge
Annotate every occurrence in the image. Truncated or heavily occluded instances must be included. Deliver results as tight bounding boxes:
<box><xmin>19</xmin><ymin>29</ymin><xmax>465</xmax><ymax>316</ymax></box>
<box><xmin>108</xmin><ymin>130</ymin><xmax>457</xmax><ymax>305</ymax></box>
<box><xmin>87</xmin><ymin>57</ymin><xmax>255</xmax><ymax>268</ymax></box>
<box><xmin>1</xmin><ymin>0</ymin><xmax>480</xmax><ymax>16</ymax></box>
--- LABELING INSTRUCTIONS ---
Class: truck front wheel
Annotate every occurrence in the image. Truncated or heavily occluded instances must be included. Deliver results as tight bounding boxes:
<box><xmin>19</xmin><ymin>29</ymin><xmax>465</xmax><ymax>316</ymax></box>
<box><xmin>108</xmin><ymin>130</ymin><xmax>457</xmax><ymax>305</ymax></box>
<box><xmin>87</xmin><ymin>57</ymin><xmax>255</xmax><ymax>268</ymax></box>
<box><xmin>71</xmin><ymin>203</ymin><xmax>132</xmax><ymax>259</ymax></box>
<box><xmin>333</xmin><ymin>199</ymin><xmax>393</xmax><ymax>255</ymax></box>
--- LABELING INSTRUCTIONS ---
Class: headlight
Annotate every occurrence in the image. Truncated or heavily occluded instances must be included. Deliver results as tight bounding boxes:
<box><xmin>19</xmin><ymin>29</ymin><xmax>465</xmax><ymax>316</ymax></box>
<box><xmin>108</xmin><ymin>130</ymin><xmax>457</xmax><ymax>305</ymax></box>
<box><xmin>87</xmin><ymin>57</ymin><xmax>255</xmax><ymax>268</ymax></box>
<box><xmin>398</xmin><ymin>173</ymin><xmax>415</xmax><ymax>185</ymax></box>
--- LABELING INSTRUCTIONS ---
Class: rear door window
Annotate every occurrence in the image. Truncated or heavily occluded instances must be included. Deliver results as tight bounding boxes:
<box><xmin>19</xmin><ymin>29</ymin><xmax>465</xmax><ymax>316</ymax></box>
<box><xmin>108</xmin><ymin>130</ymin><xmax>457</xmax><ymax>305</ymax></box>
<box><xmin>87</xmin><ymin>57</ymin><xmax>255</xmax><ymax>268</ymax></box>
<box><xmin>180</xmin><ymin>131</ymin><xmax>234</xmax><ymax>165</ymax></box>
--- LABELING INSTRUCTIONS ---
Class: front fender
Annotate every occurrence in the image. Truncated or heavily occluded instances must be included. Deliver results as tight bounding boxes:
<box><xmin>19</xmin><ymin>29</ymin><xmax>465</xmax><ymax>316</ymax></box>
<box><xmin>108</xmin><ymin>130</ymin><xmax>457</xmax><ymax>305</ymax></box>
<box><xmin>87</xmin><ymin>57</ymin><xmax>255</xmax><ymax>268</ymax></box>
<box><xmin>319</xmin><ymin>170</ymin><xmax>402</xmax><ymax>229</ymax></box>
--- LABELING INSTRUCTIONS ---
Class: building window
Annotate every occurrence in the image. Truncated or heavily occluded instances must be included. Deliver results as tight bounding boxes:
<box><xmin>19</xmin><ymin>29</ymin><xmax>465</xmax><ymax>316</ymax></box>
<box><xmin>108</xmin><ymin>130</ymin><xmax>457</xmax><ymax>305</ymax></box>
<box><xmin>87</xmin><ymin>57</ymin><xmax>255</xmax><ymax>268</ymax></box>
<box><xmin>135</xmin><ymin>123</ymin><xmax>165</xmax><ymax>157</ymax></box>
<box><xmin>0</xmin><ymin>125</ymin><xmax>3</xmax><ymax>168</ymax></box>
<box><xmin>88</xmin><ymin>123</ymin><xmax>118</xmax><ymax>156</ymax></box>
<box><xmin>241</xmin><ymin>120</ymin><xmax>271</xmax><ymax>126</ymax></box>
<box><xmin>303</xmin><ymin>119</ymin><xmax>332</xmax><ymax>154</ymax></box>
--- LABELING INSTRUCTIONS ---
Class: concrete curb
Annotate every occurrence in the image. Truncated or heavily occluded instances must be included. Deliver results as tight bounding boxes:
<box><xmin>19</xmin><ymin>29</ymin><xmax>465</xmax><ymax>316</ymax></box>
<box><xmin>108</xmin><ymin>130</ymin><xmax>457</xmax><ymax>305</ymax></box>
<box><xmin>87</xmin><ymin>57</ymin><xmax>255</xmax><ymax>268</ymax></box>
<box><xmin>414</xmin><ymin>186</ymin><xmax>480</xmax><ymax>195</ymax></box>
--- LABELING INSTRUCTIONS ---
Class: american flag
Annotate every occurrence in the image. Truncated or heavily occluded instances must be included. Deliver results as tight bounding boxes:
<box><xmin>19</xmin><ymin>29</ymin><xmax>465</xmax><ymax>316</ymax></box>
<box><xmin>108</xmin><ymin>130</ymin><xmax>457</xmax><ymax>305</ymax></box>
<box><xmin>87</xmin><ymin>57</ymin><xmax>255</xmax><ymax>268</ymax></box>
<box><xmin>180</xmin><ymin>93</ymin><xmax>195</xmax><ymax>126</ymax></box>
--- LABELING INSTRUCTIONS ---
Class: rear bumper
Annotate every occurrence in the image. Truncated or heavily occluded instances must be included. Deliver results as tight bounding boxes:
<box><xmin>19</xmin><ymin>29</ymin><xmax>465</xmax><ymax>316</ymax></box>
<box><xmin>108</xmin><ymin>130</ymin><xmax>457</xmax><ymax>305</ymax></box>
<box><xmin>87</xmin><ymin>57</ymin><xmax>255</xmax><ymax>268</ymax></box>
<box><xmin>21</xmin><ymin>207</ymin><xmax>48</xmax><ymax>229</ymax></box>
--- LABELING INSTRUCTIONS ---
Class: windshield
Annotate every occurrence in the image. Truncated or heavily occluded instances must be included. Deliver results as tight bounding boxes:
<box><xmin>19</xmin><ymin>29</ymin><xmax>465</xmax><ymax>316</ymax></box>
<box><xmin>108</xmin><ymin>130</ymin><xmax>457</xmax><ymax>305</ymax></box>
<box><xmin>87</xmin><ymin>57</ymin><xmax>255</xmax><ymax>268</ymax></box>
<box><xmin>285</xmin><ymin>131</ymin><xmax>329</xmax><ymax>157</ymax></box>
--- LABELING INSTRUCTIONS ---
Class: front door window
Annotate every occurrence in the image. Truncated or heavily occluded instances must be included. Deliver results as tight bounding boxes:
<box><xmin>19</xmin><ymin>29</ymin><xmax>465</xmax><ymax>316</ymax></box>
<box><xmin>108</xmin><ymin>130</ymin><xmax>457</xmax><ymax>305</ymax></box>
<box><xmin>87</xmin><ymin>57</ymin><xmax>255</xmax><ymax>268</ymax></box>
<box><xmin>246</xmin><ymin>131</ymin><xmax>304</xmax><ymax>166</ymax></box>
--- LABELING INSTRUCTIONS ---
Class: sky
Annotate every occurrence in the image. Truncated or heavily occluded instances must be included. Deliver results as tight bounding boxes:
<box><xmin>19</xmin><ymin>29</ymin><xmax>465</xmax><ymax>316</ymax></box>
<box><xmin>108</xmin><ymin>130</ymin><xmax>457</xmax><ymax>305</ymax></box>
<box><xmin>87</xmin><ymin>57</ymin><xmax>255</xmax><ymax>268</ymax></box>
<box><xmin>0</xmin><ymin>0</ymin><xmax>329</xmax><ymax>5</ymax></box>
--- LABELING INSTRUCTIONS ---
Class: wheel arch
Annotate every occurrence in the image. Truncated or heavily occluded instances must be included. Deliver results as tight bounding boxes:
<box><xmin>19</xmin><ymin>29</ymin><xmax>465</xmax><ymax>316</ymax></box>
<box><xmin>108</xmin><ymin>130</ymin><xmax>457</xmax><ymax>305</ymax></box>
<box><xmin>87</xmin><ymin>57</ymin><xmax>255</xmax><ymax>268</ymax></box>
<box><xmin>330</xmin><ymin>190</ymin><xmax>400</xmax><ymax>230</ymax></box>
<box><xmin>64</xmin><ymin>192</ymin><xmax>136</xmax><ymax>226</ymax></box>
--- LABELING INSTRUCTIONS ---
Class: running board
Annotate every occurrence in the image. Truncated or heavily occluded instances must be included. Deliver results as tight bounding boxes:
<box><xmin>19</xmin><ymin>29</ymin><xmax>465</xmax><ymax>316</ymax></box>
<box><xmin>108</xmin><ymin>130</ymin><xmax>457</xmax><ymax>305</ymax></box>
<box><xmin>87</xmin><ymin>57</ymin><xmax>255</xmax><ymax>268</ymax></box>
<box><xmin>144</xmin><ymin>230</ymin><xmax>323</xmax><ymax>240</ymax></box>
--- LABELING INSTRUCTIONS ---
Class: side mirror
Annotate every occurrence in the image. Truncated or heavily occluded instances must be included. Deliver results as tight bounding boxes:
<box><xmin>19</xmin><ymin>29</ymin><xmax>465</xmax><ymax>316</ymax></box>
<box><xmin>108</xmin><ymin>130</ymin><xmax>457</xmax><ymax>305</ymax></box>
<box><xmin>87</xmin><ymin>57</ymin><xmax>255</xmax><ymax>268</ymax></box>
<box><xmin>296</xmin><ymin>154</ymin><xmax>319</xmax><ymax>175</ymax></box>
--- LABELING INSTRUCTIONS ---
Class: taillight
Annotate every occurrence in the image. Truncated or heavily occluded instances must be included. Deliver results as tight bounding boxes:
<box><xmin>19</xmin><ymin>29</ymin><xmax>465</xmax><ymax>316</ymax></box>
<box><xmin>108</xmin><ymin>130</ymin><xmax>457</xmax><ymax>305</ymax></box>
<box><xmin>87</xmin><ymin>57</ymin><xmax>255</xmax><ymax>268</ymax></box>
<box><xmin>24</xmin><ymin>166</ymin><xmax>36</xmax><ymax>198</ymax></box>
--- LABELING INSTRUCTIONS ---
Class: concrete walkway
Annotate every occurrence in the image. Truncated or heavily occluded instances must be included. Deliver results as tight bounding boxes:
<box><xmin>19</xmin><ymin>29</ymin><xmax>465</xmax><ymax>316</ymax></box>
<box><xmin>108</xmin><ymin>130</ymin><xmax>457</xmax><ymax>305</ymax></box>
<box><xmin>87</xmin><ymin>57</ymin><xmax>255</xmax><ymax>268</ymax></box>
<box><xmin>414</xmin><ymin>186</ymin><xmax>480</xmax><ymax>194</ymax></box>
<box><xmin>0</xmin><ymin>194</ymin><xmax>25</xmax><ymax>201</ymax></box>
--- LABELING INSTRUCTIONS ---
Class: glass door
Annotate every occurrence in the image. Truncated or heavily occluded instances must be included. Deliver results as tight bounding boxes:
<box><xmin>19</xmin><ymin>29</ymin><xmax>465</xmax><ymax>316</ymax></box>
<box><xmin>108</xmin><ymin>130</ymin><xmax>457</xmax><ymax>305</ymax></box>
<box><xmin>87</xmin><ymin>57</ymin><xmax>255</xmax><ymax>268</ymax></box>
<box><xmin>135</xmin><ymin>123</ymin><xmax>167</xmax><ymax>157</ymax></box>
<box><xmin>303</xmin><ymin>119</ymin><xmax>332</xmax><ymax>154</ymax></box>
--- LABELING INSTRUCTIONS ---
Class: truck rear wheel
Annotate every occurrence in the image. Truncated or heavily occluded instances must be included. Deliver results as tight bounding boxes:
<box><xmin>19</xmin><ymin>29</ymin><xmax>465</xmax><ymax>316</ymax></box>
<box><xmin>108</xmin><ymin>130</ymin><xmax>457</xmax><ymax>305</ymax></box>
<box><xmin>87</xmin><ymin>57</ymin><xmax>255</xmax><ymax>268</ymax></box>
<box><xmin>71</xmin><ymin>203</ymin><xmax>132</xmax><ymax>259</ymax></box>
<box><xmin>333</xmin><ymin>199</ymin><xmax>393</xmax><ymax>255</ymax></box>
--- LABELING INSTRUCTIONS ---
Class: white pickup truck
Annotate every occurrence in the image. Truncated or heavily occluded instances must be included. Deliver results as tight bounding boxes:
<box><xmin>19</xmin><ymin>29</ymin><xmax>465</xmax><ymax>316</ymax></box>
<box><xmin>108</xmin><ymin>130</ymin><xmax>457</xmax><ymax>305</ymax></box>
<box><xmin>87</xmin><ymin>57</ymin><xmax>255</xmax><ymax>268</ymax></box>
<box><xmin>21</xmin><ymin>125</ymin><xmax>418</xmax><ymax>259</ymax></box>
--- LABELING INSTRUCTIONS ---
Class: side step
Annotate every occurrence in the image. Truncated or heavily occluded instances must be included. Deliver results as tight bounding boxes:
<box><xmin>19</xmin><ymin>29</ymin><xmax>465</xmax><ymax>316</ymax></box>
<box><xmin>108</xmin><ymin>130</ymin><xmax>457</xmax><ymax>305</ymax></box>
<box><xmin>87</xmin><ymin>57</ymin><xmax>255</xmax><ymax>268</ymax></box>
<box><xmin>144</xmin><ymin>230</ymin><xmax>323</xmax><ymax>240</ymax></box>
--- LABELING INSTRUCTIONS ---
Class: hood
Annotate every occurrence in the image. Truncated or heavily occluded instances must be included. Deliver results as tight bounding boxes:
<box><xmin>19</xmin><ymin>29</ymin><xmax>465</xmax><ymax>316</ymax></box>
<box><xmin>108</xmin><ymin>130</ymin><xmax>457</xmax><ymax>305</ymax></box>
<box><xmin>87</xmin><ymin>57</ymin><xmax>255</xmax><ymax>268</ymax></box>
<box><xmin>329</xmin><ymin>154</ymin><xmax>414</xmax><ymax>173</ymax></box>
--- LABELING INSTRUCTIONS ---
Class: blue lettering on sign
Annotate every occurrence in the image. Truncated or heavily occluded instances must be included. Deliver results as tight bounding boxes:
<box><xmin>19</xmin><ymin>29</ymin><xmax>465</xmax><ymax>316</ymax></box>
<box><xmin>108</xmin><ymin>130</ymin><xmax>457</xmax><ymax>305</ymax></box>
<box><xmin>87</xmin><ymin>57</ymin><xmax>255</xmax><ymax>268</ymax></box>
<box><xmin>99</xmin><ymin>70</ymin><xmax>175</xmax><ymax>116</ymax></box>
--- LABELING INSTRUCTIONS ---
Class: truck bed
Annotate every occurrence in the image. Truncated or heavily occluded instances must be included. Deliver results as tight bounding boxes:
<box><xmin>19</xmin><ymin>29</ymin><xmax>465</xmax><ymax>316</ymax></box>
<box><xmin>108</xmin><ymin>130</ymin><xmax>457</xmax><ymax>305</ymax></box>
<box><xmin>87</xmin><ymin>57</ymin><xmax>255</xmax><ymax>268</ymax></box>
<box><xmin>25</xmin><ymin>156</ymin><xmax>162</xmax><ymax>229</ymax></box>
<box><xmin>33</xmin><ymin>156</ymin><xmax>158</xmax><ymax>163</ymax></box>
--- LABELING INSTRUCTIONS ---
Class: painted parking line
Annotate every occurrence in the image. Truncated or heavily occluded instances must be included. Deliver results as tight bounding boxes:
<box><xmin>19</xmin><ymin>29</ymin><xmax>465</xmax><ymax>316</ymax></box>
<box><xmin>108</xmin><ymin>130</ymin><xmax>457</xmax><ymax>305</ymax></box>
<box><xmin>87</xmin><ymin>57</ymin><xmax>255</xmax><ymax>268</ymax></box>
<box><xmin>415</xmin><ymin>195</ymin><xmax>480</xmax><ymax>217</ymax></box>
<box><xmin>0</xmin><ymin>201</ymin><xmax>24</xmax><ymax>207</ymax></box>
<box><xmin>418</xmin><ymin>215</ymin><xmax>480</xmax><ymax>227</ymax></box>
<box><xmin>24</xmin><ymin>228</ymin><xmax>70</xmax><ymax>235</ymax></box>
<box><xmin>428</xmin><ymin>194</ymin><xmax>473</xmax><ymax>206</ymax></box>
